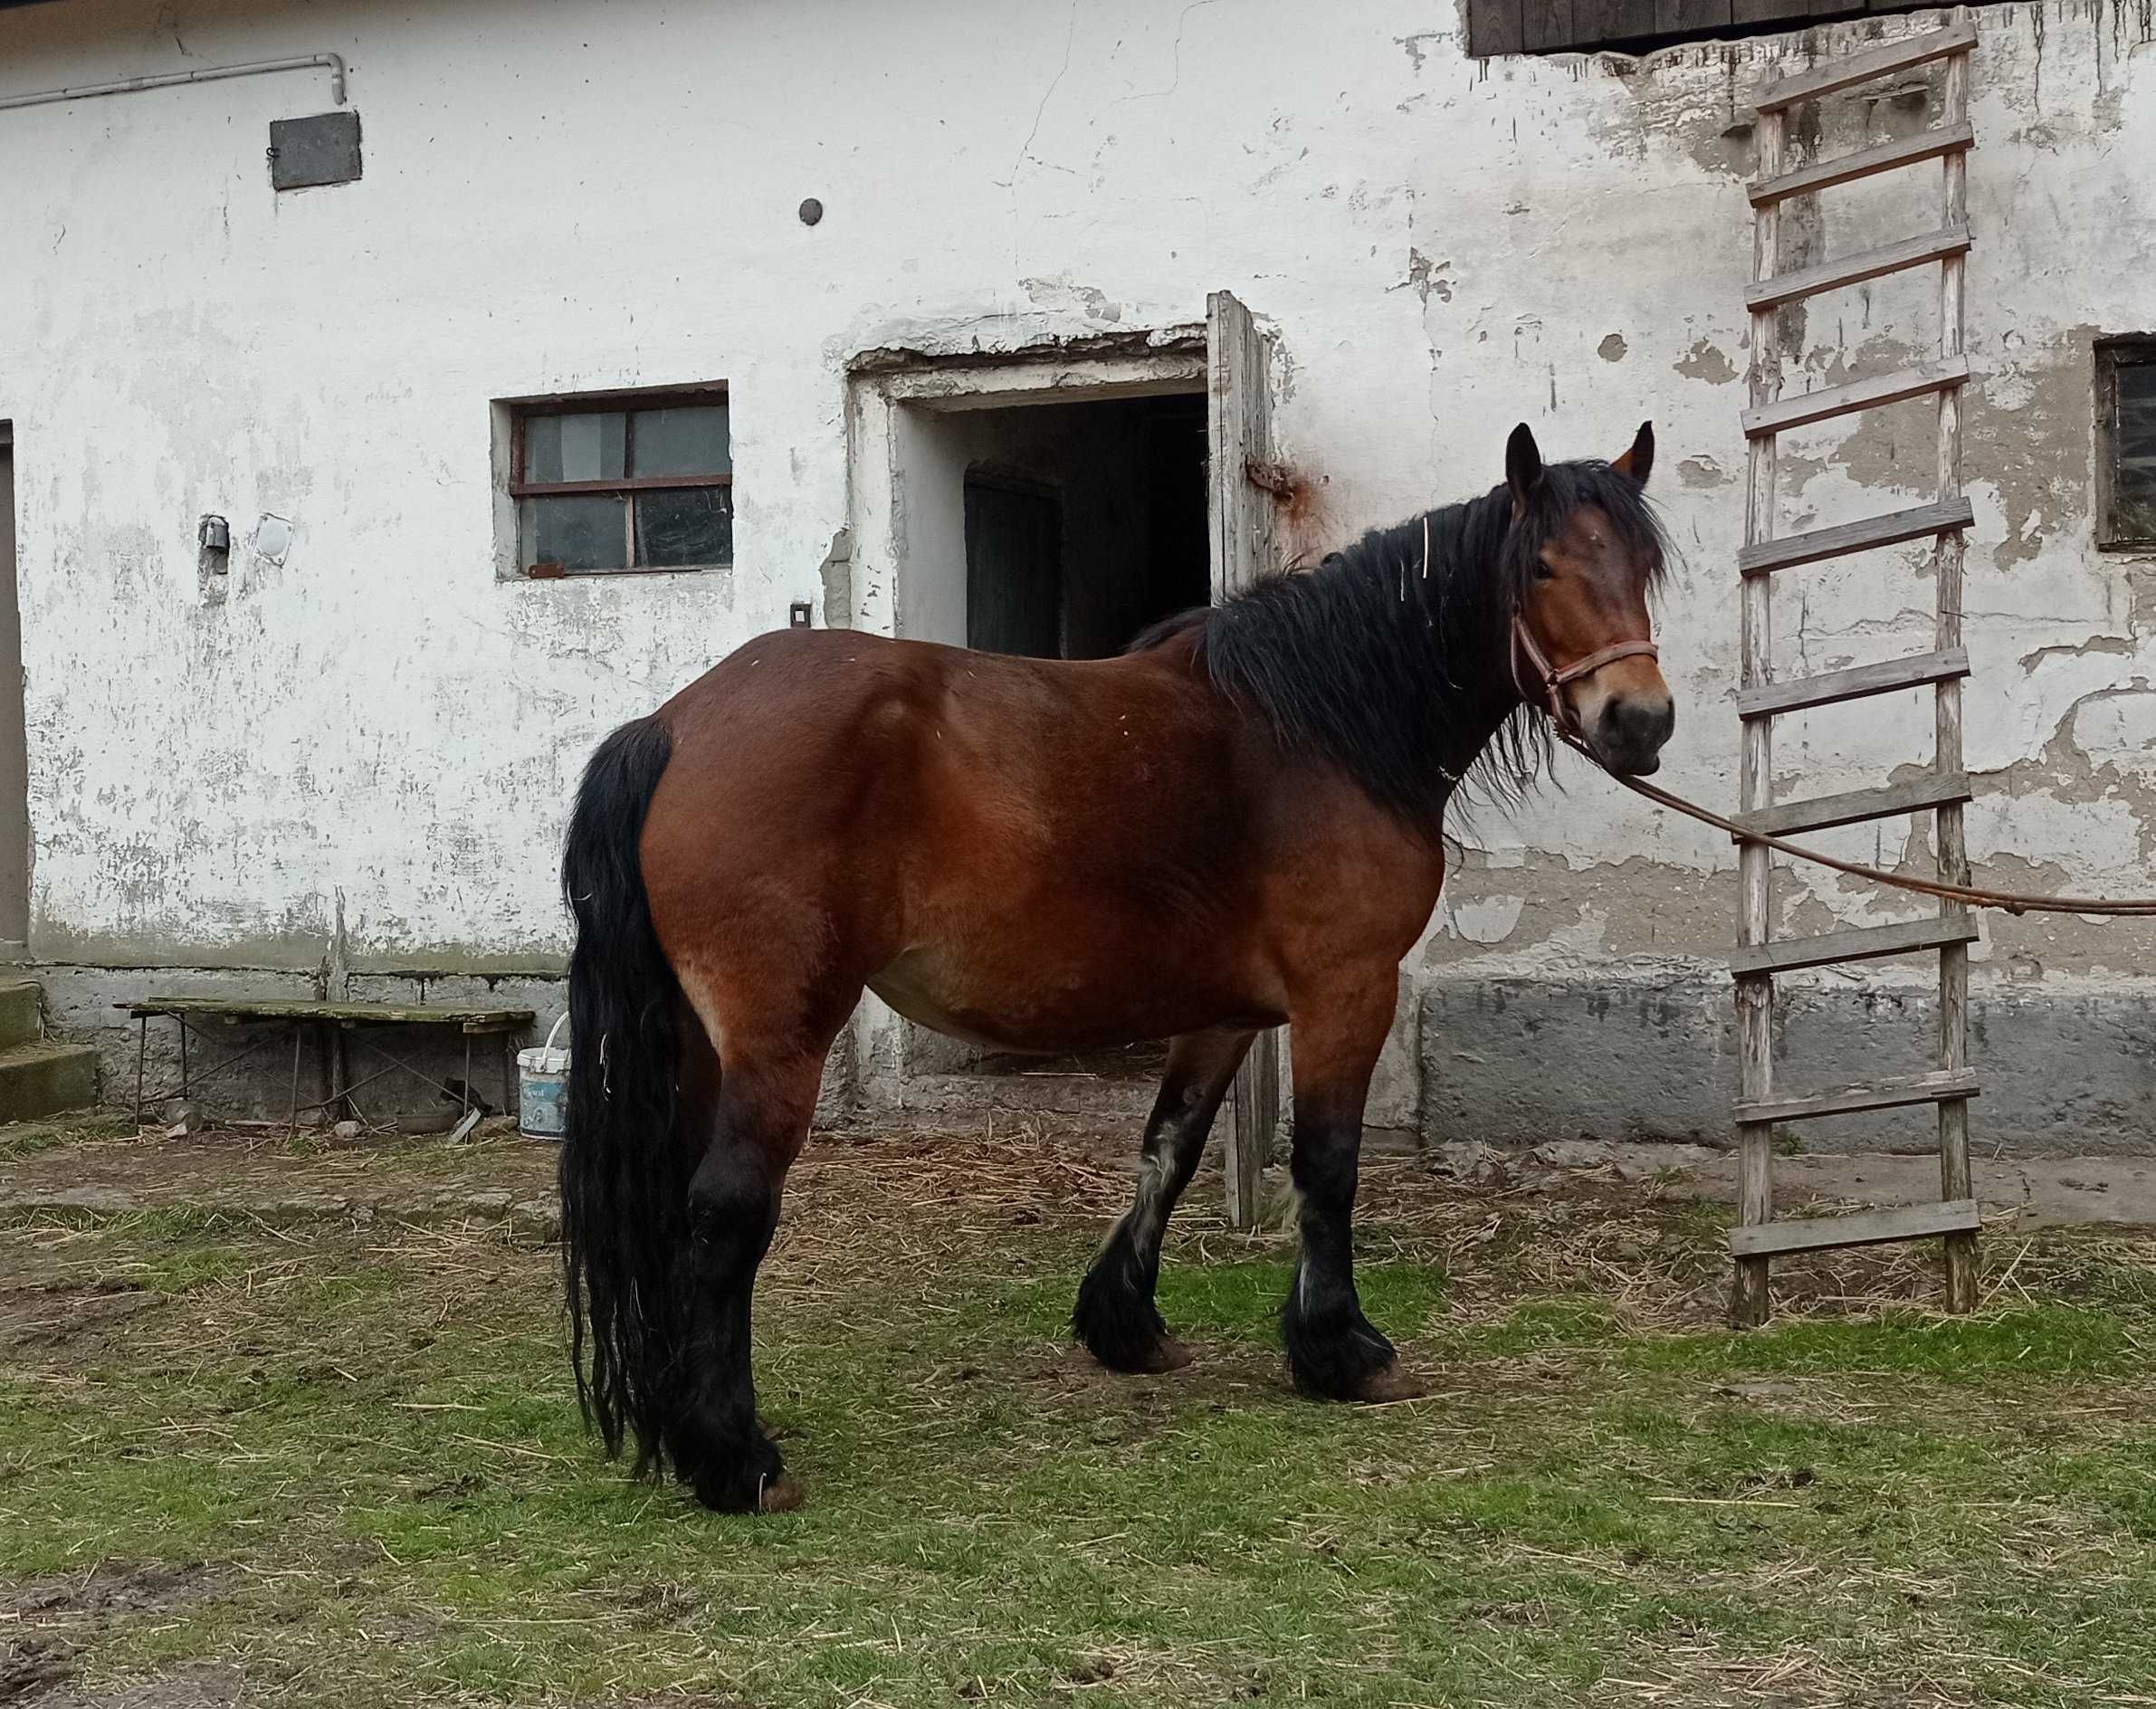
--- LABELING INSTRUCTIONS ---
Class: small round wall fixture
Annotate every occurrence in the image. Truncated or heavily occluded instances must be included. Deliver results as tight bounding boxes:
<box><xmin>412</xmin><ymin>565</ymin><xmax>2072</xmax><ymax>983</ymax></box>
<box><xmin>798</xmin><ymin>197</ymin><xmax>824</xmax><ymax>226</ymax></box>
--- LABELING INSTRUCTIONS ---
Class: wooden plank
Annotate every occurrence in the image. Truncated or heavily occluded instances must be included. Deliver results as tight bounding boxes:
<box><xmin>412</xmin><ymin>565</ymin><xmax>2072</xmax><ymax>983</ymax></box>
<box><xmin>1730</xmin><ymin>1199</ymin><xmax>1980</xmax><ymax>1259</ymax></box>
<box><xmin>1730</xmin><ymin>913</ymin><xmax>1979</xmax><ymax>979</ymax></box>
<box><xmin>119</xmin><ymin>997</ymin><xmax>535</xmax><ymax>1026</ymax></box>
<box><xmin>1935</xmin><ymin>43</ymin><xmax>1980</xmax><ymax>1316</ymax></box>
<box><xmin>1228</xmin><ymin>1028</ymin><xmax>1280</xmax><ymax>1230</ymax></box>
<box><xmin>1573</xmin><ymin>0</ymin><xmax>1655</xmax><ymax>43</ymax></box>
<box><xmin>1749</xmin><ymin>121</ymin><xmax>1974</xmax><ymax>206</ymax></box>
<box><xmin>1756</xmin><ymin>20</ymin><xmax>1978</xmax><ymax>111</ymax></box>
<box><xmin>1208</xmin><ymin>288</ymin><xmax>1281</xmax><ymax>1234</ymax></box>
<box><xmin>1656</xmin><ymin>0</ymin><xmax>1731</xmax><ymax>35</ymax></box>
<box><xmin>1522</xmin><ymin>0</ymin><xmax>1572</xmax><ymax>52</ymax></box>
<box><xmin>1731</xmin><ymin>103</ymin><xmax>1785</xmax><ymax>1334</ymax></box>
<box><xmin>1467</xmin><ymin>0</ymin><xmax>1527</xmax><ymax>57</ymax></box>
<box><xmin>1748</xmin><ymin>224</ymin><xmax>1970</xmax><ymax>311</ymax></box>
<box><xmin>1739</xmin><ymin>496</ymin><xmax>1973</xmax><ymax>577</ymax></box>
<box><xmin>1568</xmin><ymin>0</ymin><xmax>1617</xmax><ymax>45</ymax></box>
<box><xmin>1735</xmin><ymin>769</ymin><xmax>1970</xmax><ymax>838</ymax></box>
<box><xmin>1742</xmin><ymin>358</ymin><xmax>1970</xmax><ymax>438</ymax></box>
<box><xmin>1737</xmin><ymin>1067</ymin><xmax>1980</xmax><ymax>1125</ymax></box>
<box><xmin>1737</xmin><ymin>647</ymin><xmax>1970</xmax><ymax>718</ymax></box>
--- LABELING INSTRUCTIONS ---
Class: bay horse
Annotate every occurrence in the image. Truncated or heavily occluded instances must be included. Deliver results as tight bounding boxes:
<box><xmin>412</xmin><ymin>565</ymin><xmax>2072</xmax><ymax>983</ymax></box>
<box><xmin>559</xmin><ymin>420</ymin><xmax>1674</xmax><ymax>1513</ymax></box>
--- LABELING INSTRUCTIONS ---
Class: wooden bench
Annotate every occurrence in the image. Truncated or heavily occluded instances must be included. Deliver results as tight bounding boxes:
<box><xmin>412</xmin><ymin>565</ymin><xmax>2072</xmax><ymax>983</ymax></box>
<box><xmin>119</xmin><ymin>996</ymin><xmax>536</xmax><ymax>1132</ymax></box>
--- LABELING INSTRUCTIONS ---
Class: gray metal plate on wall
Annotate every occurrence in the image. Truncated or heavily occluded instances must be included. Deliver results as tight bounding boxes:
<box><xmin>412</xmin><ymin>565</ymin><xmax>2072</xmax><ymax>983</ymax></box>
<box><xmin>269</xmin><ymin>111</ymin><xmax>362</xmax><ymax>191</ymax></box>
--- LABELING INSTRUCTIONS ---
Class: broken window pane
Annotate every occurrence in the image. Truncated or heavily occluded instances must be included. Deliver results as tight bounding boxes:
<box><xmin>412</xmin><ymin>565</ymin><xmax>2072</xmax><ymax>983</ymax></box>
<box><xmin>2117</xmin><ymin>359</ymin><xmax>2156</xmax><ymax>543</ymax></box>
<box><xmin>632</xmin><ymin>406</ymin><xmax>730</xmax><ymax>478</ymax></box>
<box><xmin>636</xmin><ymin>488</ymin><xmax>732</xmax><ymax>568</ymax></box>
<box><xmin>524</xmin><ymin>413</ymin><xmax>626</xmax><ymax>484</ymax></box>
<box><xmin>524</xmin><ymin>495</ymin><xmax>626</xmax><ymax>570</ymax></box>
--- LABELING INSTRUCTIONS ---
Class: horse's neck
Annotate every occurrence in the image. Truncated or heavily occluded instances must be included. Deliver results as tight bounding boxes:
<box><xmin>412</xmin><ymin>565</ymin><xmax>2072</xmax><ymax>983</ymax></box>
<box><xmin>1417</xmin><ymin>577</ymin><xmax>1523</xmax><ymax>793</ymax></box>
<box><xmin>1436</xmin><ymin>692</ymin><xmax>1520</xmax><ymax>792</ymax></box>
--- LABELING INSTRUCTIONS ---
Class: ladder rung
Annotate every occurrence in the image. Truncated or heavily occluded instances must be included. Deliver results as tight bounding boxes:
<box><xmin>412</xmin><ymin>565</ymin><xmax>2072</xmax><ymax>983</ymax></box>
<box><xmin>1737</xmin><ymin>1068</ymin><xmax>1980</xmax><ymax>1126</ymax></box>
<box><xmin>1737</xmin><ymin>769</ymin><xmax>1970</xmax><ymax>838</ymax></box>
<box><xmin>1743</xmin><ymin>358</ymin><xmax>1970</xmax><ymax>438</ymax></box>
<box><xmin>1739</xmin><ymin>648</ymin><xmax>1970</xmax><ymax>719</ymax></box>
<box><xmin>1730</xmin><ymin>912</ymin><xmax>1978</xmax><ymax>979</ymax></box>
<box><xmin>1748</xmin><ymin>224</ymin><xmax>1971</xmax><ymax>312</ymax></box>
<box><xmin>1756</xmin><ymin>21</ymin><xmax>1979</xmax><ymax>112</ymax></box>
<box><xmin>1740</xmin><ymin>498</ymin><xmax>1974</xmax><ymax>577</ymax></box>
<box><xmin>1729</xmin><ymin>1198</ymin><xmax>1981</xmax><ymax>1259</ymax></box>
<box><xmin>1749</xmin><ymin>121</ymin><xmax>1975</xmax><ymax>207</ymax></box>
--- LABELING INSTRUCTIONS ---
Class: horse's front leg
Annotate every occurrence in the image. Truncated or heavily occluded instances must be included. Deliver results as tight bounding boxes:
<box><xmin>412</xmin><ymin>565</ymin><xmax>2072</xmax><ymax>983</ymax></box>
<box><xmin>1280</xmin><ymin>978</ymin><xmax>1419</xmax><ymax>1402</ymax></box>
<box><xmin>1073</xmin><ymin>1026</ymin><xmax>1254</xmax><ymax>1372</ymax></box>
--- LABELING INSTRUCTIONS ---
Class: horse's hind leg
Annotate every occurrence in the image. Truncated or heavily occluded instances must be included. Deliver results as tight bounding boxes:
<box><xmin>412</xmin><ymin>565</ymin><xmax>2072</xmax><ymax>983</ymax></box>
<box><xmin>669</xmin><ymin>1046</ymin><xmax>825</xmax><ymax>1513</ymax></box>
<box><xmin>1073</xmin><ymin>1026</ymin><xmax>1254</xmax><ymax>1373</ymax></box>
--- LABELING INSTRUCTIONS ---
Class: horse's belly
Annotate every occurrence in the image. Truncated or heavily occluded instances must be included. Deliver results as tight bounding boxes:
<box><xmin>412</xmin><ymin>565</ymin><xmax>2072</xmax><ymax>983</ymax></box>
<box><xmin>867</xmin><ymin>946</ymin><xmax>1264</xmax><ymax>1055</ymax></box>
<box><xmin>866</xmin><ymin>973</ymin><xmax>1045</xmax><ymax>1052</ymax></box>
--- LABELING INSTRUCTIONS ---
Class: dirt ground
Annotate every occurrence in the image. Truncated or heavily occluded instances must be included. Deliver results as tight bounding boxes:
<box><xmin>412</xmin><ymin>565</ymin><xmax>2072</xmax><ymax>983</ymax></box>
<box><xmin>5</xmin><ymin>1119</ymin><xmax>2154</xmax><ymax>1242</ymax></box>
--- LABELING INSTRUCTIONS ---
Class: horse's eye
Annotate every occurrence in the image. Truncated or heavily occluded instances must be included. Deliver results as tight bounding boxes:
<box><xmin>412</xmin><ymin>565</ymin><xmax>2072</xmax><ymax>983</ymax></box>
<box><xmin>1532</xmin><ymin>561</ymin><xmax>1556</xmax><ymax>582</ymax></box>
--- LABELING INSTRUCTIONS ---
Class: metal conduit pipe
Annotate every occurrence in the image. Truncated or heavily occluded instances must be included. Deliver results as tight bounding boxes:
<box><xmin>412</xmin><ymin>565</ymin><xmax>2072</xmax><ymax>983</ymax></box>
<box><xmin>0</xmin><ymin>52</ymin><xmax>347</xmax><ymax>114</ymax></box>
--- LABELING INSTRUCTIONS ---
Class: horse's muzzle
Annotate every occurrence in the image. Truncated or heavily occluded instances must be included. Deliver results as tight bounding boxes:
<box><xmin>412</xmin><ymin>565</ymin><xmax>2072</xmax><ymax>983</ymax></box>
<box><xmin>1590</xmin><ymin>692</ymin><xmax>1675</xmax><ymax>777</ymax></box>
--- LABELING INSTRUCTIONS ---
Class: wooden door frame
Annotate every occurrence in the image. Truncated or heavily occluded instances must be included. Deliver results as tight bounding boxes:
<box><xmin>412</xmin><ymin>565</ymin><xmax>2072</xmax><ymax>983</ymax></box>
<box><xmin>1205</xmin><ymin>291</ymin><xmax>1285</xmax><ymax>1232</ymax></box>
<box><xmin>845</xmin><ymin>332</ymin><xmax>1208</xmax><ymax>644</ymax></box>
<box><xmin>0</xmin><ymin>423</ymin><xmax>25</xmax><ymax>953</ymax></box>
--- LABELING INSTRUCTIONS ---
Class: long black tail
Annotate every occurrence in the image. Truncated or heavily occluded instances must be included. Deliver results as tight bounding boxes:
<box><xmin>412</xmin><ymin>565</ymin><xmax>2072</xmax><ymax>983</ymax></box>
<box><xmin>559</xmin><ymin>715</ymin><xmax>694</xmax><ymax>1476</ymax></box>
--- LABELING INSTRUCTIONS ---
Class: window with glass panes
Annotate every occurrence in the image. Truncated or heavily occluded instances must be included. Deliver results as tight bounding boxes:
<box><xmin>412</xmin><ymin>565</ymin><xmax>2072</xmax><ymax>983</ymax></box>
<box><xmin>510</xmin><ymin>388</ymin><xmax>731</xmax><ymax>575</ymax></box>
<box><xmin>2098</xmin><ymin>340</ymin><xmax>2156</xmax><ymax>552</ymax></box>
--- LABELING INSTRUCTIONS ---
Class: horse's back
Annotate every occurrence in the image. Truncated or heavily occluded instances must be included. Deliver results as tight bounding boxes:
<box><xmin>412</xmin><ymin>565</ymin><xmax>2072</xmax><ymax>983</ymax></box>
<box><xmin>654</xmin><ymin>625</ymin><xmax>1226</xmax><ymax>829</ymax></box>
<box><xmin>643</xmin><ymin>627</ymin><xmax>1245</xmax><ymax>962</ymax></box>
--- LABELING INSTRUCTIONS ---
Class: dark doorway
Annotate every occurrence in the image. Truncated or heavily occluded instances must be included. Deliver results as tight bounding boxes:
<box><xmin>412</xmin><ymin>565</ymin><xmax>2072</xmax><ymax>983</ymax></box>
<box><xmin>965</xmin><ymin>475</ymin><xmax>1063</xmax><ymax>657</ymax></box>
<box><xmin>0</xmin><ymin>428</ymin><xmax>25</xmax><ymax>949</ymax></box>
<box><xmin>954</xmin><ymin>391</ymin><xmax>1209</xmax><ymax>661</ymax></box>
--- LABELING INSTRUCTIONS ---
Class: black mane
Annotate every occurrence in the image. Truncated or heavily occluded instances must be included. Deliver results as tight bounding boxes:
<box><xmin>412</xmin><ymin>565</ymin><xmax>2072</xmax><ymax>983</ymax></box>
<box><xmin>1136</xmin><ymin>459</ymin><xmax>1668</xmax><ymax>832</ymax></box>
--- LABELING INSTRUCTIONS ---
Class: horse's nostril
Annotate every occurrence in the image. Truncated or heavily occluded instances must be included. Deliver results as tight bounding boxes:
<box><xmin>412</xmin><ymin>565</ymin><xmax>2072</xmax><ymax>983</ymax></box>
<box><xmin>1605</xmin><ymin>696</ymin><xmax>1675</xmax><ymax>751</ymax></box>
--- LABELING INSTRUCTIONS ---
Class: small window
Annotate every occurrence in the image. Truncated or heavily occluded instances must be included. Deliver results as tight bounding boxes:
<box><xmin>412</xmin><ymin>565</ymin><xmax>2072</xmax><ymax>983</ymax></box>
<box><xmin>2098</xmin><ymin>339</ymin><xmax>2156</xmax><ymax>552</ymax></box>
<box><xmin>508</xmin><ymin>387</ymin><xmax>731</xmax><ymax>576</ymax></box>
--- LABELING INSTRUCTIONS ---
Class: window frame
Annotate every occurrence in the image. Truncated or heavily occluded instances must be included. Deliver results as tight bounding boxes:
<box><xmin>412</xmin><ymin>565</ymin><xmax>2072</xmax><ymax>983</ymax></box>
<box><xmin>505</xmin><ymin>382</ymin><xmax>732</xmax><ymax>578</ymax></box>
<box><xmin>2097</xmin><ymin>338</ymin><xmax>2156</xmax><ymax>554</ymax></box>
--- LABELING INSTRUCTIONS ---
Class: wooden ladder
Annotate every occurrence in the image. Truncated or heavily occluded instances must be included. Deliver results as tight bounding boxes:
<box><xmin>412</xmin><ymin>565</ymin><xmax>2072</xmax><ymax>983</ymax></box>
<box><xmin>1733</xmin><ymin>17</ymin><xmax>1981</xmax><ymax>1326</ymax></box>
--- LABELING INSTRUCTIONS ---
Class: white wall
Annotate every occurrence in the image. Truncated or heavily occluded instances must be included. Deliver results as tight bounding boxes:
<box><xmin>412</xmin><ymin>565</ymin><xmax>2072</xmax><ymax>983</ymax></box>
<box><xmin>1</xmin><ymin>0</ymin><xmax>2151</xmax><ymax>1017</ymax></box>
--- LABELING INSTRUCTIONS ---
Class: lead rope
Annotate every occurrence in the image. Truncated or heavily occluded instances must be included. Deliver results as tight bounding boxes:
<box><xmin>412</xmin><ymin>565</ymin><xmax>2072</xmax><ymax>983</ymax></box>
<box><xmin>1556</xmin><ymin>726</ymin><xmax>2156</xmax><ymax>919</ymax></box>
<box><xmin>1510</xmin><ymin>610</ymin><xmax>2156</xmax><ymax>918</ymax></box>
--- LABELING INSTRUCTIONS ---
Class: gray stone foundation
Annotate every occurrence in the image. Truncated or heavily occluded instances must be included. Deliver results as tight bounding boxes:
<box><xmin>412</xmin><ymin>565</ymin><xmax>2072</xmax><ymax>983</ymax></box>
<box><xmin>1419</xmin><ymin>969</ymin><xmax>2156</xmax><ymax>1158</ymax></box>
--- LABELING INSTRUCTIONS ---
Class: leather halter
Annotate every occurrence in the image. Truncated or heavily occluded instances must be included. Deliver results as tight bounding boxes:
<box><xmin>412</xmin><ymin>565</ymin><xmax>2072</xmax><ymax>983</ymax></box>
<box><xmin>1511</xmin><ymin>615</ymin><xmax>1659</xmax><ymax>738</ymax></box>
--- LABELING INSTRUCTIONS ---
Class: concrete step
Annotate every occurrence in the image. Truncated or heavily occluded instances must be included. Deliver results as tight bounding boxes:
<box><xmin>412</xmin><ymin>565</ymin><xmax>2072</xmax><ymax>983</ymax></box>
<box><xmin>0</xmin><ymin>1039</ymin><xmax>100</xmax><ymax>1123</ymax></box>
<box><xmin>0</xmin><ymin>981</ymin><xmax>43</xmax><ymax>1051</ymax></box>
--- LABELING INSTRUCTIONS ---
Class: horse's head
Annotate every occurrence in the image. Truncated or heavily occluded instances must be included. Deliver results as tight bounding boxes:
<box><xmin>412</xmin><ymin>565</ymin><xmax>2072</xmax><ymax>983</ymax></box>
<box><xmin>1504</xmin><ymin>420</ymin><xmax>1675</xmax><ymax>777</ymax></box>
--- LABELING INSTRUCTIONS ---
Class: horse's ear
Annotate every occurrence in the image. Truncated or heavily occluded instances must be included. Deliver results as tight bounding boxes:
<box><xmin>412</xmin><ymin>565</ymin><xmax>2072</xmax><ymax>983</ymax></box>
<box><xmin>1613</xmin><ymin>419</ymin><xmax>1655</xmax><ymax>486</ymax></box>
<box><xmin>1506</xmin><ymin>423</ymin><xmax>1543</xmax><ymax>516</ymax></box>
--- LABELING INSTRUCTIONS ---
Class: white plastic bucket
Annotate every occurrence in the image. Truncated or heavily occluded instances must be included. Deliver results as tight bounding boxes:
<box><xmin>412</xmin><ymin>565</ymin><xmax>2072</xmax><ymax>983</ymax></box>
<box><xmin>517</xmin><ymin>1016</ymin><xmax>570</xmax><ymax>1141</ymax></box>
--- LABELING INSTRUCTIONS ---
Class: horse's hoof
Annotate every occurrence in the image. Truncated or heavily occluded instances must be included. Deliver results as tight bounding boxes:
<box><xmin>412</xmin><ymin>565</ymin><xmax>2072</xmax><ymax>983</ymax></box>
<box><xmin>1138</xmin><ymin>1337</ymin><xmax>1197</xmax><ymax>1373</ymax></box>
<box><xmin>1353</xmin><ymin>1362</ymin><xmax>1428</xmax><ymax>1403</ymax></box>
<box><xmin>758</xmin><ymin>1475</ymin><xmax>806</xmax><ymax>1513</ymax></box>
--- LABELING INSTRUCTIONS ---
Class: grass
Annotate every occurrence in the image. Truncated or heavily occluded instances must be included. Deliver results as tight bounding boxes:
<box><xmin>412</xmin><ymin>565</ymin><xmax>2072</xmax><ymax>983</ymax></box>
<box><xmin>4</xmin><ymin>1125</ymin><xmax>2156</xmax><ymax>1706</ymax></box>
